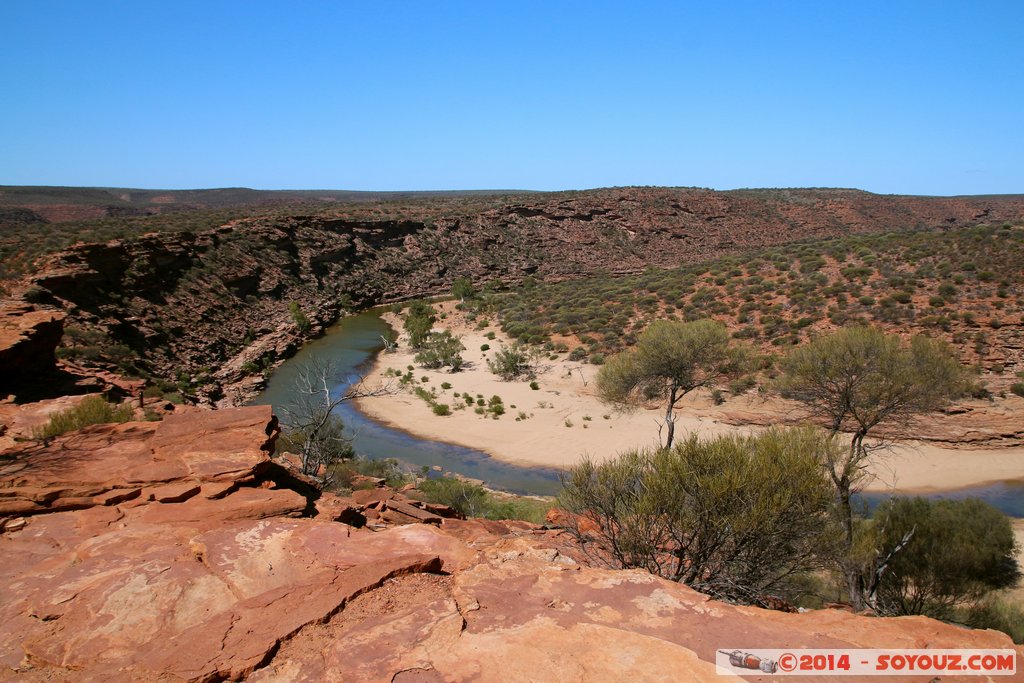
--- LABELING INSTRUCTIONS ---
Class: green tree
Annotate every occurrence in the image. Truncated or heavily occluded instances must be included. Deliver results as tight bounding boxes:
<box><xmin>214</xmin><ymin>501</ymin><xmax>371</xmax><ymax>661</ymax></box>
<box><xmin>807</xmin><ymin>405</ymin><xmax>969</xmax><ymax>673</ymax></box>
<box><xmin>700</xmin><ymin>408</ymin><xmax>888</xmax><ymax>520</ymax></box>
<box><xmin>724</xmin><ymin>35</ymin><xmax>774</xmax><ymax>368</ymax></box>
<box><xmin>870</xmin><ymin>497</ymin><xmax>1019</xmax><ymax>618</ymax></box>
<box><xmin>776</xmin><ymin>326</ymin><xmax>970</xmax><ymax>609</ymax></box>
<box><xmin>596</xmin><ymin>319</ymin><xmax>744</xmax><ymax>448</ymax></box>
<box><xmin>402</xmin><ymin>300</ymin><xmax>436</xmax><ymax>349</ymax></box>
<box><xmin>558</xmin><ymin>427</ymin><xmax>835</xmax><ymax>605</ymax></box>
<box><xmin>451</xmin><ymin>276</ymin><xmax>476</xmax><ymax>302</ymax></box>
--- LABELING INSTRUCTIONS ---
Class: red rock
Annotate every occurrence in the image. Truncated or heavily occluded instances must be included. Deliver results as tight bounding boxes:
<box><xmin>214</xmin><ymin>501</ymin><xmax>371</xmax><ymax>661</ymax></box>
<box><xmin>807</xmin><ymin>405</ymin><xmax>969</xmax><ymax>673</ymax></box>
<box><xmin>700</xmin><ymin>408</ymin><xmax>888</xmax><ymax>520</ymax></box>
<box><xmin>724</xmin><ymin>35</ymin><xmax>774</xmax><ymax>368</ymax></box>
<box><xmin>0</xmin><ymin>405</ymin><xmax>277</xmax><ymax>517</ymax></box>
<box><xmin>200</xmin><ymin>480</ymin><xmax>237</xmax><ymax>499</ymax></box>
<box><xmin>351</xmin><ymin>474</ymin><xmax>387</xmax><ymax>488</ymax></box>
<box><xmin>381</xmin><ymin>508</ymin><xmax>426</xmax><ymax>526</ymax></box>
<box><xmin>0</xmin><ymin>303</ymin><xmax>65</xmax><ymax>391</ymax></box>
<box><xmin>92</xmin><ymin>487</ymin><xmax>141</xmax><ymax>506</ymax></box>
<box><xmin>148</xmin><ymin>481</ymin><xmax>201</xmax><ymax>503</ymax></box>
<box><xmin>383</xmin><ymin>499</ymin><xmax>442</xmax><ymax>525</ymax></box>
<box><xmin>420</xmin><ymin>501</ymin><xmax>462</xmax><ymax>519</ymax></box>
<box><xmin>352</xmin><ymin>488</ymin><xmax>396</xmax><ymax>506</ymax></box>
<box><xmin>1</xmin><ymin>401</ymin><xmax>1020</xmax><ymax>681</ymax></box>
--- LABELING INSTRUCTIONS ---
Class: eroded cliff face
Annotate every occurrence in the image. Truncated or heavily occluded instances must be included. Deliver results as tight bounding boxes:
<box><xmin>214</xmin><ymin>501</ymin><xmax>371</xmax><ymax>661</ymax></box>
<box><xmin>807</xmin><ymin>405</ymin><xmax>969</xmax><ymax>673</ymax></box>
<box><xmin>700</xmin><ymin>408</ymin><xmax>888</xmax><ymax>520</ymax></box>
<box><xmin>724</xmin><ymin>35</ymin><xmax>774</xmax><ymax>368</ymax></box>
<box><xmin>0</xmin><ymin>406</ymin><xmax>1018</xmax><ymax>682</ymax></box>
<box><xmin>14</xmin><ymin>187</ymin><xmax>1024</xmax><ymax>404</ymax></box>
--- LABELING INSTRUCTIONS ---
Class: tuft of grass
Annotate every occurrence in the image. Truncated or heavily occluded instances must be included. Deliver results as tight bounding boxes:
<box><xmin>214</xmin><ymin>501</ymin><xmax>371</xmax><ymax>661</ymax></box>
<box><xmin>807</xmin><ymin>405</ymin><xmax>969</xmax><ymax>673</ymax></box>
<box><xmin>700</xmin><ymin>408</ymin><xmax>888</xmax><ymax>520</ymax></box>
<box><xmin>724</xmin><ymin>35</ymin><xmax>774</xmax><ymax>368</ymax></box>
<box><xmin>33</xmin><ymin>396</ymin><xmax>135</xmax><ymax>440</ymax></box>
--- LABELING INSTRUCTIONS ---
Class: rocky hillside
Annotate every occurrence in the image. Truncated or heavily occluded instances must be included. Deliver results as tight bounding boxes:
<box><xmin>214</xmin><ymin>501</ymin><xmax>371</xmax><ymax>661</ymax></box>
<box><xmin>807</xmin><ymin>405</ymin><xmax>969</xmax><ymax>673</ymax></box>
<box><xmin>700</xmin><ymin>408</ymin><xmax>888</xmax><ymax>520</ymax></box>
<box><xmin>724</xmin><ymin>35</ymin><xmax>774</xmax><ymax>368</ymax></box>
<box><xmin>0</xmin><ymin>405</ymin><xmax>1016</xmax><ymax>681</ymax></box>
<box><xmin>6</xmin><ymin>187</ymin><xmax>1024</xmax><ymax>404</ymax></box>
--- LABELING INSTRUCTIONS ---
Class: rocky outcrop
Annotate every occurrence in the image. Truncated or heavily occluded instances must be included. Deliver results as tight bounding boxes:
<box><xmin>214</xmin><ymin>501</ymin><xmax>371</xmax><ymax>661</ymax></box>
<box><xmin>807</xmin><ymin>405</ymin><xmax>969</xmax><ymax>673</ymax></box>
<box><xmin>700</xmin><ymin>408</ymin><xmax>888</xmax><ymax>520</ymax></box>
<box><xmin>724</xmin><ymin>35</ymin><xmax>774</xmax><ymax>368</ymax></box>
<box><xmin>0</xmin><ymin>302</ymin><xmax>65</xmax><ymax>391</ymax></box>
<box><xmin>0</xmin><ymin>405</ymin><xmax>1018</xmax><ymax>681</ymax></box>
<box><xmin>17</xmin><ymin>188</ymin><xmax>1024</xmax><ymax>405</ymax></box>
<box><xmin>0</xmin><ymin>405</ymin><xmax>287</xmax><ymax>523</ymax></box>
<box><xmin>256</xmin><ymin>534</ymin><xmax>1020</xmax><ymax>682</ymax></box>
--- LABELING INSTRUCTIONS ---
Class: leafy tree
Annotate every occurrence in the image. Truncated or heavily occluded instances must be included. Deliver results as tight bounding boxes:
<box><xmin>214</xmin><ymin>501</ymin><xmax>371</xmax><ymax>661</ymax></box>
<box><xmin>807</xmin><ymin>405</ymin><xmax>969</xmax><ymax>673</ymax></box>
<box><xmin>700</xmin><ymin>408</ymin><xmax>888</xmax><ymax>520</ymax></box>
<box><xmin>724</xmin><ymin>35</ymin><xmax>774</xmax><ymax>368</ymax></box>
<box><xmin>403</xmin><ymin>300</ymin><xmax>436</xmax><ymax>349</ymax></box>
<box><xmin>558</xmin><ymin>427</ymin><xmax>835</xmax><ymax>606</ymax></box>
<box><xmin>596</xmin><ymin>319</ymin><xmax>745</xmax><ymax>448</ymax></box>
<box><xmin>776</xmin><ymin>326</ymin><xmax>970</xmax><ymax>609</ymax></box>
<box><xmin>415</xmin><ymin>331</ymin><xmax>465</xmax><ymax>371</ymax></box>
<box><xmin>451</xmin><ymin>276</ymin><xmax>476</xmax><ymax>302</ymax></box>
<box><xmin>870</xmin><ymin>497</ymin><xmax>1019</xmax><ymax>619</ymax></box>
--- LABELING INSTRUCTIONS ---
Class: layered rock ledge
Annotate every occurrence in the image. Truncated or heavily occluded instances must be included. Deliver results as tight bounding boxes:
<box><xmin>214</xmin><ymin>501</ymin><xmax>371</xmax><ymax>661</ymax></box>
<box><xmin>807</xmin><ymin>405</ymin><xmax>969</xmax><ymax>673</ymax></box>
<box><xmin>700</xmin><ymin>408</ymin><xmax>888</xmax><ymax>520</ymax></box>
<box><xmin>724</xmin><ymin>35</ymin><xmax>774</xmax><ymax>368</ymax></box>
<box><xmin>0</xmin><ymin>407</ymin><xmax>1019</xmax><ymax>681</ymax></box>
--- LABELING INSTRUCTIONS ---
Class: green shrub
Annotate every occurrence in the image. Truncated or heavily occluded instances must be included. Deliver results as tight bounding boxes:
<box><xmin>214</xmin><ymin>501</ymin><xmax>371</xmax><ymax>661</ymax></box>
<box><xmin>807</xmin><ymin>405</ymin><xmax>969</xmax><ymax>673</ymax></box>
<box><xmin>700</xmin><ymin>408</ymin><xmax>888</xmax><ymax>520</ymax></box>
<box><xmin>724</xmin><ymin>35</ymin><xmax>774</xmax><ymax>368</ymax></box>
<box><xmin>487</xmin><ymin>343</ymin><xmax>538</xmax><ymax>380</ymax></box>
<box><xmin>431</xmin><ymin>403</ymin><xmax>451</xmax><ymax>416</ymax></box>
<box><xmin>336</xmin><ymin>457</ymin><xmax>414</xmax><ymax>490</ymax></box>
<box><xmin>962</xmin><ymin>593</ymin><xmax>1024</xmax><ymax>644</ymax></box>
<box><xmin>33</xmin><ymin>396</ymin><xmax>135</xmax><ymax>440</ymax></box>
<box><xmin>1010</xmin><ymin>383</ymin><xmax>1024</xmax><ymax>397</ymax></box>
<box><xmin>289</xmin><ymin>301</ymin><xmax>311</xmax><ymax>333</ymax></box>
<box><xmin>415</xmin><ymin>477</ymin><xmax>550</xmax><ymax>523</ymax></box>
<box><xmin>558</xmin><ymin>427</ymin><xmax>834</xmax><ymax>604</ymax></box>
<box><xmin>416</xmin><ymin>477</ymin><xmax>490</xmax><ymax>517</ymax></box>
<box><xmin>529</xmin><ymin>381</ymin><xmax>540</xmax><ymax>390</ymax></box>
<box><xmin>403</xmin><ymin>300</ymin><xmax>436</xmax><ymax>348</ymax></box>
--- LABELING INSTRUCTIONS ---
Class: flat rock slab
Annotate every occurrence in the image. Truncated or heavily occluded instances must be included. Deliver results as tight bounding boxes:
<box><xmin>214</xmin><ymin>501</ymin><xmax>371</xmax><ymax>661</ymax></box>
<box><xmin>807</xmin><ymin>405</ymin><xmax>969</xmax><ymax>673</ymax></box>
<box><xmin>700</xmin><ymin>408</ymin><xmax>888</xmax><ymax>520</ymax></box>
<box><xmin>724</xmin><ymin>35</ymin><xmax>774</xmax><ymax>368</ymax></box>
<box><xmin>0</xmin><ymin>405</ymin><xmax>276</xmax><ymax>517</ymax></box>
<box><xmin>0</xmin><ymin>513</ymin><xmax>446</xmax><ymax>681</ymax></box>
<box><xmin>254</xmin><ymin>536</ymin><xmax>1023</xmax><ymax>683</ymax></box>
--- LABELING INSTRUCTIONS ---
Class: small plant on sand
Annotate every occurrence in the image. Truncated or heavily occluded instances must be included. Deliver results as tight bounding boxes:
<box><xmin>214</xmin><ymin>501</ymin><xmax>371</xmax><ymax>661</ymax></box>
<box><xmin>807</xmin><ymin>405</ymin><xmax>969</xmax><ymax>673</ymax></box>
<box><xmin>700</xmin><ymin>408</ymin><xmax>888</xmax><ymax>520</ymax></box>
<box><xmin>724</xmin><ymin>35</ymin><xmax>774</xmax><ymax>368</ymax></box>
<box><xmin>487</xmin><ymin>343</ymin><xmax>540</xmax><ymax>381</ymax></box>
<box><xmin>415</xmin><ymin>331</ymin><xmax>465</xmax><ymax>371</ymax></box>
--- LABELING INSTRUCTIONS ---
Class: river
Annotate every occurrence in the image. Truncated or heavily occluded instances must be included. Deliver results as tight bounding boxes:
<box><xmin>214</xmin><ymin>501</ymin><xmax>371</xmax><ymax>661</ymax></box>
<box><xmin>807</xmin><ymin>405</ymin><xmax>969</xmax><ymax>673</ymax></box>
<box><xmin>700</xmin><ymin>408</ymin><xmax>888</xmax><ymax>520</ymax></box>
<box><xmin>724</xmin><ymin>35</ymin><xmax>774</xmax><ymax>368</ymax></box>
<box><xmin>252</xmin><ymin>309</ymin><xmax>1023</xmax><ymax>515</ymax></box>
<box><xmin>251</xmin><ymin>308</ymin><xmax>563</xmax><ymax>496</ymax></box>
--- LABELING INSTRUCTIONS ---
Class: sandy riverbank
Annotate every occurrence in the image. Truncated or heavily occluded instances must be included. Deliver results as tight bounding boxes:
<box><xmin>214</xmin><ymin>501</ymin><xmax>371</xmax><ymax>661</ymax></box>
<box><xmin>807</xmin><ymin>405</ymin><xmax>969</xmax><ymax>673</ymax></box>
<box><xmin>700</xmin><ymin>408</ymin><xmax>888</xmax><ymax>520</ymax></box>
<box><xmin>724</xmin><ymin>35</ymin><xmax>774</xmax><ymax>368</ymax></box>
<box><xmin>355</xmin><ymin>301</ymin><xmax>1024</xmax><ymax>493</ymax></box>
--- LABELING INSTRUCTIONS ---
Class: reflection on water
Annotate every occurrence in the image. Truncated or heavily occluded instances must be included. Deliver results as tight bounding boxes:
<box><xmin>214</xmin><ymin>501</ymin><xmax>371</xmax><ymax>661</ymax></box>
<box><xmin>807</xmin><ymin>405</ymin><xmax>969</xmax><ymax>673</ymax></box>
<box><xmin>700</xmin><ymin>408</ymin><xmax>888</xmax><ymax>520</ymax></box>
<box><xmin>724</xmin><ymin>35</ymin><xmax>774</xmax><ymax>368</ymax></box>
<box><xmin>251</xmin><ymin>309</ymin><xmax>562</xmax><ymax>496</ymax></box>
<box><xmin>858</xmin><ymin>480</ymin><xmax>1024</xmax><ymax>518</ymax></box>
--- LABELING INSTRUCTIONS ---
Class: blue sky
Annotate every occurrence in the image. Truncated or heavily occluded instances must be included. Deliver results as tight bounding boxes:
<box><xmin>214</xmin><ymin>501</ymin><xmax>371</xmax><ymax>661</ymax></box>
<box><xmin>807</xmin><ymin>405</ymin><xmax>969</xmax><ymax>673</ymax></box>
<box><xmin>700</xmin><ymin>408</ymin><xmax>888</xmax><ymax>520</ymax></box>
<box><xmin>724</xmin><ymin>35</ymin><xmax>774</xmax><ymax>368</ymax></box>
<box><xmin>2</xmin><ymin>1</ymin><xmax>1021</xmax><ymax>194</ymax></box>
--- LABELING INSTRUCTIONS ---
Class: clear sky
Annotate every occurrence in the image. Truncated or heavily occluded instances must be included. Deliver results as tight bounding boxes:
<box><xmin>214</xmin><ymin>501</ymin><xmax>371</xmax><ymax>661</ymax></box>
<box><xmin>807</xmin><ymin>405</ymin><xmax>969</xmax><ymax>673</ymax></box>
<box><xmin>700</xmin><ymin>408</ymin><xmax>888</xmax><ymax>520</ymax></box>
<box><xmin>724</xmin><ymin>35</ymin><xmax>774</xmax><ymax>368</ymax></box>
<box><xmin>2</xmin><ymin>1</ymin><xmax>1021</xmax><ymax>195</ymax></box>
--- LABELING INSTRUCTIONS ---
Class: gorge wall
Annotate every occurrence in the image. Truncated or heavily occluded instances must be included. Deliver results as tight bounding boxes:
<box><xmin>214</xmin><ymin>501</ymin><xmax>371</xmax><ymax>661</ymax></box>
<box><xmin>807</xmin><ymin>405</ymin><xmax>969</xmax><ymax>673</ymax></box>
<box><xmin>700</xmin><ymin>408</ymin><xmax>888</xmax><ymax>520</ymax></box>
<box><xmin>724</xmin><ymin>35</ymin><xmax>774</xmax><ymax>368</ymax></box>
<box><xmin>11</xmin><ymin>187</ymin><xmax>1024</xmax><ymax>404</ymax></box>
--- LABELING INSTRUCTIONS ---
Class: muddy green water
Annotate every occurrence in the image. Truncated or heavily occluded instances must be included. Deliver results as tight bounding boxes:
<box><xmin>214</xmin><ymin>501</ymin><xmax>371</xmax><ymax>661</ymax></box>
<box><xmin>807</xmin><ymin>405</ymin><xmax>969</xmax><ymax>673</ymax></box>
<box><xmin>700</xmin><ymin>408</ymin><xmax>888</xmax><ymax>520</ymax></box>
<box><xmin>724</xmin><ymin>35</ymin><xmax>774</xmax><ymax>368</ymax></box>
<box><xmin>252</xmin><ymin>310</ymin><xmax>1023</xmax><ymax>514</ymax></box>
<box><xmin>250</xmin><ymin>309</ymin><xmax>562</xmax><ymax>496</ymax></box>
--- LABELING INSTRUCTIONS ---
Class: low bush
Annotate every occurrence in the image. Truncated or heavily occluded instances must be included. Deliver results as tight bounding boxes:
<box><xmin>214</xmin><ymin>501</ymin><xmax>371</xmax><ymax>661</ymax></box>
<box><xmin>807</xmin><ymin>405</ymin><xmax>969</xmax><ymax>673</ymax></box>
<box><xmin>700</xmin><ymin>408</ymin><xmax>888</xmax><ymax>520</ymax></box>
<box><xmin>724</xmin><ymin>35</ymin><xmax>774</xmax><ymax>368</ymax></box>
<box><xmin>33</xmin><ymin>396</ymin><xmax>135</xmax><ymax>440</ymax></box>
<box><xmin>487</xmin><ymin>343</ymin><xmax>538</xmax><ymax>380</ymax></box>
<box><xmin>558</xmin><ymin>427</ymin><xmax>834</xmax><ymax>605</ymax></box>
<box><xmin>415</xmin><ymin>477</ymin><xmax>550</xmax><ymax>523</ymax></box>
<box><xmin>962</xmin><ymin>593</ymin><xmax>1024</xmax><ymax>644</ymax></box>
